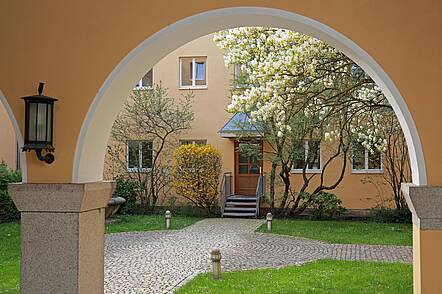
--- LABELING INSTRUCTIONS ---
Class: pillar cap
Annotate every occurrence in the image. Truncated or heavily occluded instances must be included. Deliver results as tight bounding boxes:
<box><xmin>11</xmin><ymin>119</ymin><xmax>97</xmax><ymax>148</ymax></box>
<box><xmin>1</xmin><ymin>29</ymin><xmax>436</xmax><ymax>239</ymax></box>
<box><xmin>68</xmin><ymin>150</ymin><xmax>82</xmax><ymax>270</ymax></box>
<box><xmin>402</xmin><ymin>183</ymin><xmax>442</xmax><ymax>230</ymax></box>
<box><xmin>8</xmin><ymin>181</ymin><xmax>115</xmax><ymax>213</ymax></box>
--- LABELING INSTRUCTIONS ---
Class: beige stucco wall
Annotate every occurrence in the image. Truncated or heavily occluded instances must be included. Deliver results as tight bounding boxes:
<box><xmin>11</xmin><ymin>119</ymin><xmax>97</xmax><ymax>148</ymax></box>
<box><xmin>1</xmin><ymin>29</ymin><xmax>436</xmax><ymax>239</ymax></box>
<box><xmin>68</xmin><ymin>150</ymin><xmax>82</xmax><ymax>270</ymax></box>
<box><xmin>105</xmin><ymin>33</ymin><xmax>393</xmax><ymax>209</ymax></box>
<box><xmin>0</xmin><ymin>103</ymin><xmax>17</xmax><ymax>169</ymax></box>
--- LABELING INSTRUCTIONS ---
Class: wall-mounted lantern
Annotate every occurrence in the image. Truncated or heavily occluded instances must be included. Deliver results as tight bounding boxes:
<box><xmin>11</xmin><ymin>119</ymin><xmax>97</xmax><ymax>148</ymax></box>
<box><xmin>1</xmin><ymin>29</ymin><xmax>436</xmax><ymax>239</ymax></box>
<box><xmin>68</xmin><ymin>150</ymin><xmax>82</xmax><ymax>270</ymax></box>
<box><xmin>22</xmin><ymin>82</ymin><xmax>57</xmax><ymax>164</ymax></box>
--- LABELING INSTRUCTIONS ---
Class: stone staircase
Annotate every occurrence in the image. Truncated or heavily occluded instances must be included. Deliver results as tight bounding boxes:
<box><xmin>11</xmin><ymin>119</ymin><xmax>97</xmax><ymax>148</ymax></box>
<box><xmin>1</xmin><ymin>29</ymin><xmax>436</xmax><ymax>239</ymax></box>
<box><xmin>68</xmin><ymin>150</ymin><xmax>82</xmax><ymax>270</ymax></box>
<box><xmin>222</xmin><ymin>195</ymin><xmax>258</xmax><ymax>218</ymax></box>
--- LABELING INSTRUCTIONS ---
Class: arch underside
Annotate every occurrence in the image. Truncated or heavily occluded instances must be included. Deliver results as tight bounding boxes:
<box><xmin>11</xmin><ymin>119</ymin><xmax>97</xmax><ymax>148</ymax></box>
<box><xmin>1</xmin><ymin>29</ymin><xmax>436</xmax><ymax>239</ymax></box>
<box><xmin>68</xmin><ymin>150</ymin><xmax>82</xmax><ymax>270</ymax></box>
<box><xmin>73</xmin><ymin>7</ymin><xmax>426</xmax><ymax>186</ymax></box>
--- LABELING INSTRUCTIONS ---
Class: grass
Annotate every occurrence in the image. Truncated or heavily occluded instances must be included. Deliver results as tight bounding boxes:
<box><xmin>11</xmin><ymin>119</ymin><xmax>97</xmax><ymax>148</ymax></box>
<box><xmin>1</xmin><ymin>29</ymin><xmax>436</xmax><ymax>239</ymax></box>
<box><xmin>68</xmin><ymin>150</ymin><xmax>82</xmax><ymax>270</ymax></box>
<box><xmin>0</xmin><ymin>214</ymin><xmax>202</xmax><ymax>293</ymax></box>
<box><xmin>257</xmin><ymin>219</ymin><xmax>412</xmax><ymax>246</ymax></box>
<box><xmin>0</xmin><ymin>221</ymin><xmax>20</xmax><ymax>294</ymax></box>
<box><xmin>176</xmin><ymin>259</ymin><xmax>412</xmax><ymax>294</ymax></box>
<box><xmin>105</xmin><ymin>214</ymin><xmax>203</xmax><ymax>234</ymax></box>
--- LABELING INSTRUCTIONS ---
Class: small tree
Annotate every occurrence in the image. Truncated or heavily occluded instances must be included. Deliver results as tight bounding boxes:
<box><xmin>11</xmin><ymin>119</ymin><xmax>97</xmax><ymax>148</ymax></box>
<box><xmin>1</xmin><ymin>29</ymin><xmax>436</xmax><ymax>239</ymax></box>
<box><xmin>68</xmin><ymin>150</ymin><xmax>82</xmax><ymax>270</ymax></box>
<box><xmin>172</xmin><ymin>144</ymin><xmax>222</xmax><ymax>215</ymax></box>
<box><xmin>108</xmin><ymin>84</ymin><xmax>194</xmax><ymax>211</ymax></box>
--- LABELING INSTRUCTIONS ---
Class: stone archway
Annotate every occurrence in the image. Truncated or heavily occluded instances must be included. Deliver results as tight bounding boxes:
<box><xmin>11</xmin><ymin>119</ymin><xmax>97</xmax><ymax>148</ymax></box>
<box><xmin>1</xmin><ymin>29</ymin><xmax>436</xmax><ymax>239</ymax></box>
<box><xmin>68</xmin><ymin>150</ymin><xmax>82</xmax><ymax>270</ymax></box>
<box><xmin>4</xmin><ymin>3</ymin><xmax>441</xmax><ymax>294</ymax></box>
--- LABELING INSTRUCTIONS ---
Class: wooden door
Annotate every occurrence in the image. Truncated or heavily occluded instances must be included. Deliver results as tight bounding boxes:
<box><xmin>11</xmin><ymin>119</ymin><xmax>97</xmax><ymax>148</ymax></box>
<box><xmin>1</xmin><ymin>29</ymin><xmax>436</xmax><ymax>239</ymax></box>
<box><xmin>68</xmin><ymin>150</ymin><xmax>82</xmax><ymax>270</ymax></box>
<box><xmin>234</xmin><ymin>141</ymin><xmax>262</xmax><ymax>196</ymax></box>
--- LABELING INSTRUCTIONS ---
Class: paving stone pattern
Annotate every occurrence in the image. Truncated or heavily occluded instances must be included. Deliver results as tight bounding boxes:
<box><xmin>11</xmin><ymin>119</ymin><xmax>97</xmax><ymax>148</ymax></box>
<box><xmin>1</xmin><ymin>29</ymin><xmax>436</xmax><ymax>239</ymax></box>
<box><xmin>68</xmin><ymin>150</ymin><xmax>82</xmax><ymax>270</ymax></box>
<box><xmin>104</xmin><ymin>218</ymin><xmax>412</xmax><ymax>293</ymax></box>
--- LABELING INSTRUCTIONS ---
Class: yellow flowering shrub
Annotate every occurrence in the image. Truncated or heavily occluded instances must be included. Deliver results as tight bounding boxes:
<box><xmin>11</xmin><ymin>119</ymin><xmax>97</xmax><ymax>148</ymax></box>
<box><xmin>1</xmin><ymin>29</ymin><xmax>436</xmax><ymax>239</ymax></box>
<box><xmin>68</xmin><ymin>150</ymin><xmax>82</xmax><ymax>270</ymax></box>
<box><xmin>172</xmin><ymin>144</ymin><xmax>222</xmax><ymax>214</ymax></box>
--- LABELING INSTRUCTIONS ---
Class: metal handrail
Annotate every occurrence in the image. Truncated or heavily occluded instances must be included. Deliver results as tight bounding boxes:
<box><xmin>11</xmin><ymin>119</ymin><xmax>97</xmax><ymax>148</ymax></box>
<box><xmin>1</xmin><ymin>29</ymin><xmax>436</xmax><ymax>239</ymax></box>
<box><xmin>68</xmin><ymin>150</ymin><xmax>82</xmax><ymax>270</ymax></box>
<box><xmin>220</xmin><ymin>172</ymin><xmax>233</xmax><ymax>217</ymax></box>
<box><xmin>255</xmin><ymin>173</ymin><xmax>266</xmax><ymax>218</ymax></box>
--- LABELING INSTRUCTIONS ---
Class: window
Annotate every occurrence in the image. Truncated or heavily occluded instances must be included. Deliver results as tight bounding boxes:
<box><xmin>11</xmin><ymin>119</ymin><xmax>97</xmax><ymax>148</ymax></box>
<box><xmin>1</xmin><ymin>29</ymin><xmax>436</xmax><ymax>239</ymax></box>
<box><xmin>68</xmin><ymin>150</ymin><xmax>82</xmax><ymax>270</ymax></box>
<box><xmin>233</xmin><ymin>64</ymin><xmax>242</xmax><ymax>80</ymax></box>
<box><xmin>233</xmin><ymin>64</ymin><xmax>250</xmax><ymax>88</ymax></box>
<box><xmin>127</xmin><ymin>141</ymin><xmax>153</xmax><ymax>172</ymax></box>
<box><xmin>352</xmin><ymin>143</ymin><xmax>382</xmax><ymax>172</ymax></box>
<box><xmin>134</xmin><ymin>69</ymin><xmax>153</xmax><ymax>89</ymax></box>
<box><xmin>179</xmin><ymin>57</ymin><xmax>207</xmax><ymax>88</ymax></box>
<box><xmin>292</xmin><ymin>140</ymin><xmax>321</xmax><ymax>172</ymax></box>
<box><xmin>179</xmin><ymin>139</ymin><xmax>207</xmax><ymax>145</ymax></box>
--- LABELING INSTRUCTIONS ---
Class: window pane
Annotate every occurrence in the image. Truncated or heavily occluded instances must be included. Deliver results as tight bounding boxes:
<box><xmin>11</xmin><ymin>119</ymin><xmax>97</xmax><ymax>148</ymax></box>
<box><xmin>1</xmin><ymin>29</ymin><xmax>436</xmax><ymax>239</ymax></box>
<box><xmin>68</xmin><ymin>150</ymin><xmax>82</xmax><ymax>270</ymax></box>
<box><xmin>307</xmin><ymin>141</ymin><xmax>321</xmax><ymax>169</ymax></box>
<box><xmin>368</xmin><ymin>150</ymin><xmax>381</xmax><ymax>170</ymax></box>
<box><xmin>233</xmin><ymin>64</ymin><xmax>241</xmax><ymax>80</ymax></box>
<box><xmin>195</xmin><ymin>62</ymin><xmax>205</xmax><ymax>80</ymax></box>
<box><xmin>128</xmin><ymin>142</ymin><xmax>139</xmax><ymax>169</ymax></box>
<box><xmin>239</xmin><ymin>165</ymin><xmax>248</xmax><ymax>174</ymax></box>
<box><xmin>180</xmin><ymin>57</ymin><xmax>192</xmax><ymax>86</ymax></box>
<box><xmin>249</xmin><ymin>164</ymin><xmax>259</xmax><ymax>174</ymax></box>
<box><xmin>239</xmin><ymin>153</ymin><xmax>248</xmax><ymax>164</ymax></box>
<box><xmin>194</xmin><ymin>57</ymin><xmax>207</xmax><ymax>86</ymax></box>
<box><xmin>293</xmin><ymin>142</ymin><xmax>305</xmax><ymax>169</ymax></box>
<box><xmin>141</xmin><ymin>69</ymin><xmax>153</xmax><ymax>88</ymax></box>
<box><xmin>352</xmin><ymin>143</ymin><xmax>365</xmax><ymax>170</ymax></box>
<box><xmin>141</xmin><ymin>141</ymin><xmax>153</xmax><ymax>169</ymax></box>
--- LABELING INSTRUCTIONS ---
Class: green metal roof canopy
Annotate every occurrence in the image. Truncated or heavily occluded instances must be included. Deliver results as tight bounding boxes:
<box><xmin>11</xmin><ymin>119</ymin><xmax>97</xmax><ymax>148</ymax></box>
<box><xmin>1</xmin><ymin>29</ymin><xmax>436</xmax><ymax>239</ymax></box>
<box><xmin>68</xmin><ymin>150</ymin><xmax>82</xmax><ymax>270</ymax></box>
<box><xmin>218</xmin><ymin>112</ymin><xmax>264</xmax><ymax>138</ymax></box>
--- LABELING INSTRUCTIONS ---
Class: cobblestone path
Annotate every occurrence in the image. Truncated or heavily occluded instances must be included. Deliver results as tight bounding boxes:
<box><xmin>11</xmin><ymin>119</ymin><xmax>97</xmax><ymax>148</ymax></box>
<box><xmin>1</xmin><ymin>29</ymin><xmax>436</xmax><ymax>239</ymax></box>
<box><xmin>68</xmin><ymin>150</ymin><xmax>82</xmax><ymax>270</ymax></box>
<box><xmin>104</xmin><ymin>218</ymin><xmax>412</xmax><ymax>293</ymax></box>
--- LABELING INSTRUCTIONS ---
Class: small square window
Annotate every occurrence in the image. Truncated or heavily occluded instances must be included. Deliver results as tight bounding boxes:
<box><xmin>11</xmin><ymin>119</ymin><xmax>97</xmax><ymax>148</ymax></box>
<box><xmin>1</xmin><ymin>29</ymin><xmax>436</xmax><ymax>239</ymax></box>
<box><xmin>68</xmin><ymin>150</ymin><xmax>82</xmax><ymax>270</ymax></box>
<box><xmin>180</xmin><ymin>57</ymin><xmax>207</xmax><ymax>88</ymax></box>
<box><xmin>352</xmin><ymin>143</ymin><xmax>382</xmax><ymax>172</ymax></box>
<box><xmin>127</xmin><ymin>140</ymin><xmax>153</xmax><ymax>172</ymax></box>
<box><xmin>292</xmin><ymin>140</ymin><xmax>322</xmax><ymax>172</ymax></box>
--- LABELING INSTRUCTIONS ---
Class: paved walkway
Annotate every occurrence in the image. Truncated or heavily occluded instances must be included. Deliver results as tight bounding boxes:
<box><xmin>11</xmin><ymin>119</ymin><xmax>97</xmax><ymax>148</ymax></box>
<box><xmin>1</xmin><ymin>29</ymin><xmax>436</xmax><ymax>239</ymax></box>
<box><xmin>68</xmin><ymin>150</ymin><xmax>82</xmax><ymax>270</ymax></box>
<box><xmin>104</xmin><ymin>218</ymin><xmax>412</xmax><ymax>293</ymax></box>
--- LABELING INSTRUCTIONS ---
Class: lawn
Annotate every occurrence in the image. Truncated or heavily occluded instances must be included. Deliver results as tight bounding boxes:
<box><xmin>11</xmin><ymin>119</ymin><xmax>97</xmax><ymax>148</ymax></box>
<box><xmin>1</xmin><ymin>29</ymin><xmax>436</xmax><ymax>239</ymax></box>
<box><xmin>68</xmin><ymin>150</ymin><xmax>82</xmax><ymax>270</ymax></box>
<box><xmin>176</xmin><ymin>259</ymin><xmax>412</xmax><ymax>294</ymax></box>
<box><xmin>105</xmin><ymin>214</ymin><xmax>203</xmax><ymax>234</ymax></box>
<box><xmin>0</xmin><ymin>222</ymin><xmax>20</xmax><ymax>294</ymax></box>
<box><xmin>0</xmin><ymin>214</ymin><xmax>202</xmax><ymax>293</ymax></box>
<box><xmin>257</xmin><ymin>219</ymin><xmax>412</xmax><ymax>246</ymax></box>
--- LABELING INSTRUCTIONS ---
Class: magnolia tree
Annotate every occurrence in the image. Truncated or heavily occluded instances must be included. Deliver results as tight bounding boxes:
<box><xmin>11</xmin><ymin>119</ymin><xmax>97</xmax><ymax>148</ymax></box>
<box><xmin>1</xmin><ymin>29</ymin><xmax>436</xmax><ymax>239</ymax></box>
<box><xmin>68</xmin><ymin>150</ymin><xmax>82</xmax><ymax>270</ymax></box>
<box><xmin>214</xmin><ymin>27</ymin><xmax>409</xmax><ymax>213</ymax></box>
<box><xmin>107</xmin><ymin>84</ymin><xmax>194</xmax><ymax>210</ymax></box>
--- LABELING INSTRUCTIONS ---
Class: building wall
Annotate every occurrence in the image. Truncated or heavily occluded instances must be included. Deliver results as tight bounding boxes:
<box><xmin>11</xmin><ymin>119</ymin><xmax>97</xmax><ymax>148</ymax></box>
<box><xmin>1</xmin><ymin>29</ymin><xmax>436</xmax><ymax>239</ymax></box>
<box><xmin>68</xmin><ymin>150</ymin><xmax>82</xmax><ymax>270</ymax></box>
<box><xmin>105</xmin><ymin>33</ymin><xmax>399</xmax><ymax>210</ymax></box>
<box><xmin>0</xmin><ymin>103</ymin><xmax>17</xmax><ymax>170</ymax></box>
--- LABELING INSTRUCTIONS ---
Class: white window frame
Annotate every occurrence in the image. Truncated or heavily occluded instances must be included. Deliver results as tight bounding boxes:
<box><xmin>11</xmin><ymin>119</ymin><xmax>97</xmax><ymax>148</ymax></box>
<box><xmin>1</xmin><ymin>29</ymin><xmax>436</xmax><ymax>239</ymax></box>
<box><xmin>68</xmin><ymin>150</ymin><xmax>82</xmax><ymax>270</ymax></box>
<box><xmin>351</xmin><ymin>146</ymin><xmax>383</xmax><ymax>174</ymax></box>
<box><xmin>292</xmin><ymin>141</ymin><xmax>322</xmax><ymax>174</ymax></box>
<box><xmin>126</xmin><ymin>140</ymin><xmax>153</xmax><ymax>173</ymax></box>
<box><xmin>134</xmin><ymin>69</ymin><xmax>154</xmax><ymax>90</ymax></box>
<box><xmin>179</xmin><ymin>56</ymin><xmax>208</xmax><ymax>89</ymax></box>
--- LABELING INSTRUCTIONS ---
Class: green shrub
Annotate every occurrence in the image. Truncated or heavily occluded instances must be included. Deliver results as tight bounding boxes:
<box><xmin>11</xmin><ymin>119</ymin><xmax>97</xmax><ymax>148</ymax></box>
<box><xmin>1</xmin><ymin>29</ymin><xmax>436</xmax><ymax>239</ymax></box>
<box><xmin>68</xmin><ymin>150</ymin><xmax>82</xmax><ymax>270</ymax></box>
<box><xmin>302</xmin><ymin>192</ymin><xmax>346</xmax><ymax>219</ymax></box>
<box><xmin>0</xmin><ymin>162</ymin><xmax>21</xmax><ymax>223</ymax></box>
<box><xmin>371</xmin><ymin>207</ymin><xmax>411</xmax><ymax>223</ymax></box>
<box><xmin>113</xmin><ymin>177</ymin><xmax>137</xmax><ymax>215</ymax></box>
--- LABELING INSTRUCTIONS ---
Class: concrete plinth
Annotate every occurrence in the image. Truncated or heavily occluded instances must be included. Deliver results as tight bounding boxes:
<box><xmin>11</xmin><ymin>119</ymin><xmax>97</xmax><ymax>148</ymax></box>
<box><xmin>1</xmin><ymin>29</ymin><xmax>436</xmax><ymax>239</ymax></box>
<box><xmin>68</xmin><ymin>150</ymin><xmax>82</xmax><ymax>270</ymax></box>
<box><xmin>402</xmin><ymin>184</ymin><xmax>442</xmax><ymax>294</ymax></box>
<box><xmin>8</xmin><ymin>182</ymin><xmax>114</xmax><ymax>294</ymax></box>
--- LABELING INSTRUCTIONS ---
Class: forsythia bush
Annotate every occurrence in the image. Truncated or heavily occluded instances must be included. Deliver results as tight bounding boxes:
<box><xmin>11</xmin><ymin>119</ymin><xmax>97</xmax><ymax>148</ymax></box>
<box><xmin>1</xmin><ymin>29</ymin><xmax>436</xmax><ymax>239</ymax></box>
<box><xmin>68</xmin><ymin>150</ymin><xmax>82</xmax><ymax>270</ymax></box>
<box><xmin>172</xmin><ymin>144</ymin><xmax>222</xmax><ymax>215</ymax></box>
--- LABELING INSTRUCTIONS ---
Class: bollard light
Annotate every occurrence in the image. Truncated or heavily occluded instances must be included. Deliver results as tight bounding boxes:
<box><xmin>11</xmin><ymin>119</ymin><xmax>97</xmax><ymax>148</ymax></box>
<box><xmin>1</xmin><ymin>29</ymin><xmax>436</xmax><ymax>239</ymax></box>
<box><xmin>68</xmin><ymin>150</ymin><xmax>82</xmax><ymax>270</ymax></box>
<box><xmin>211</xmin><ymin>248</ymin><xmax>222</xmax><ymax>280</ymax></box>
<box><xmin>266</xmin><ymin>212</ymin><xmax>273</xmax><ymax>232</ymax></box>
<box><xmin>165</xmin><ymin>210</ymin><xmax>171</xmax><ymax>229</ymax></box>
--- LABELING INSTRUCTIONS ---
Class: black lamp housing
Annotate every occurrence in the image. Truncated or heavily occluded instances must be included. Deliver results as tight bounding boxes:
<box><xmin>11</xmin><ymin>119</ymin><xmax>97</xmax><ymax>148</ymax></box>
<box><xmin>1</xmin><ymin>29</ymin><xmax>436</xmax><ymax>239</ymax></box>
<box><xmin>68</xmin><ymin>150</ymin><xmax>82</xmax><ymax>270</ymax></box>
<box><xmin>22</xmin><ymin>82</ymin><xmax>57</xmax><ymax>164</ymax></box>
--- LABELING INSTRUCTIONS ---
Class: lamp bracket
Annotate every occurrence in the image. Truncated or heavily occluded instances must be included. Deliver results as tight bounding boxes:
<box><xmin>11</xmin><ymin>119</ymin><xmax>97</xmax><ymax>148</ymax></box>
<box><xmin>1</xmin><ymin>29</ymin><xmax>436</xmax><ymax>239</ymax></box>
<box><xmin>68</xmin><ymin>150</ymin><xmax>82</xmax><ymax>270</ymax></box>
<box><xmin>34</xmin><ymin>149</ymin><xmax>55</xmax><ymax>164</ymax></box>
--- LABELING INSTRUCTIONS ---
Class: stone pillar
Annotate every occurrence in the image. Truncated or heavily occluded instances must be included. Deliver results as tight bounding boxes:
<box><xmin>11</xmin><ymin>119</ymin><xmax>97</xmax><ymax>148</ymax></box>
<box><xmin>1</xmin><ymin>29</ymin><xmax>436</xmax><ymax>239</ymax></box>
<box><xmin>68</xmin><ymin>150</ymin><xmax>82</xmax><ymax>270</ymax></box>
<box><xmin>8</xmin><ymin>182</ymin><xmax>114</xmax><ymax>294</ymax></box>
<box><xmin>402</xmin><ymin>184</ymin><xmax>442</xmax><ymax>294</ymax></box>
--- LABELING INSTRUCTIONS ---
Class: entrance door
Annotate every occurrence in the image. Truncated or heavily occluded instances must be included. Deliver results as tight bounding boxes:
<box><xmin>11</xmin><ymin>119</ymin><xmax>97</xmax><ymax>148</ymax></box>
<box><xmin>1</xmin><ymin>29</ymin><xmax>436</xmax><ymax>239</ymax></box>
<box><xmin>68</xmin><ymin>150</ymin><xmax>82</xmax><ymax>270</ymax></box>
<box><xmin>234</xmin><ymin>141</ymin><xmax>262</xmax><ymax>196</ymax></box>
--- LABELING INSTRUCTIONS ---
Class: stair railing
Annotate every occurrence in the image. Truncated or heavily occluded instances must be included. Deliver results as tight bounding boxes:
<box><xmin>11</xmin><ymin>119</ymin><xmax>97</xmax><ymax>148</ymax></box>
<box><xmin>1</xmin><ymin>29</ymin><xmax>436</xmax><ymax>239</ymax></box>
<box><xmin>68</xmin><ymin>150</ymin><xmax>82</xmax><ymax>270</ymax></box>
<box><xmin>255</xmin><ymin>173</ymin><xmax>266</xmax><ymax>218</ymax></box>
<box><xmin>220</xmin><ymin>172</ymin><xmax>233</xmax><ymax>217</ymax></box>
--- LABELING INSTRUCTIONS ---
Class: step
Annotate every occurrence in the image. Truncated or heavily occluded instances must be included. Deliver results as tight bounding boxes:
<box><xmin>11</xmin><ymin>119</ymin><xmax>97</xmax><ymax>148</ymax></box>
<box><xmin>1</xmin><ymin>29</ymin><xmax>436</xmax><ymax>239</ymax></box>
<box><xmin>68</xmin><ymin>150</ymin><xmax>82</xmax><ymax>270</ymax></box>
<box><xmin>224</xmin><ymin>207</ymin><xmax>257</xmax><ymax>212</ymax></box>
<box><xmin>222</xmin><ymin>212</ymin><xmax>257</xmax><ymax>217</ymax></box>
<box><xmin>228</xmin><ymin>196</ymin><xmax>258</xmax><ymax>201</ymax></box>
<box><xmin>225</xmin><ymin>201</ymin><xmax>257</xmax><ymax>206</ymax></box>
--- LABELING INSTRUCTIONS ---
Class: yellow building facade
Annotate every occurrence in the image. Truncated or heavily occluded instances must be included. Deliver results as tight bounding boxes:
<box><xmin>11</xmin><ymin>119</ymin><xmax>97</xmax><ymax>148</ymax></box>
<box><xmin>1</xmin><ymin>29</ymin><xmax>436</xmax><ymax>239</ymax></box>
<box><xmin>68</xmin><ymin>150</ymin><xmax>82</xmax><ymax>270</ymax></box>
<box><xmin>104</xmin><ymin>33</ymin><xmax>396</xmax><ymax>210</ymax></box>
